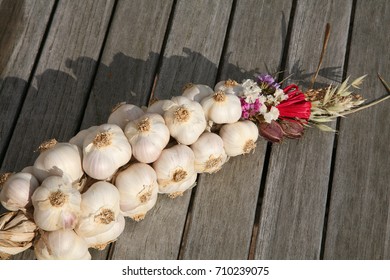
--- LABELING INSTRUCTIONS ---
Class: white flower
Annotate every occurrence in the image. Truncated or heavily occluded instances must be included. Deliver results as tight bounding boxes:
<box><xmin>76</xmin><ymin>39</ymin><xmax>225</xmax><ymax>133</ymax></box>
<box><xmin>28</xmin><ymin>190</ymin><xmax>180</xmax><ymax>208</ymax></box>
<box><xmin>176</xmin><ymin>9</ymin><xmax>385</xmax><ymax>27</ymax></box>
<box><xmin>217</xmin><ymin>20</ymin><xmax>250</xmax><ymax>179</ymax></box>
<box><xmin>263</xmin><ymin>106</ymin><xmax>279</xmax><ymax>123</ymax></box>
<box><xmin>274</xmin><ymin>88</ymin><xmax>288</xmax><ymax>102</ymax></box>
<box><xmin>240</xmin><ymin>79</ymin><xmax>261</xmax><ymax>103</ymax></box>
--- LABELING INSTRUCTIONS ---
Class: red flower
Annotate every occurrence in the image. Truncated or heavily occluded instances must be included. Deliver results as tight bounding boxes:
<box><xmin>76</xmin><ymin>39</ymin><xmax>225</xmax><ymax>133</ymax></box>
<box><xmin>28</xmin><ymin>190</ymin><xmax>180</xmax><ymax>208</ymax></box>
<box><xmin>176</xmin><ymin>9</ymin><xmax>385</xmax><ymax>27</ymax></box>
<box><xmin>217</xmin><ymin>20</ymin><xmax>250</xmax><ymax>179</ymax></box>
<box><xmin>276</xmin><ymin>84</ymin><xmax>311</xmax><ymax>121</ymax></box>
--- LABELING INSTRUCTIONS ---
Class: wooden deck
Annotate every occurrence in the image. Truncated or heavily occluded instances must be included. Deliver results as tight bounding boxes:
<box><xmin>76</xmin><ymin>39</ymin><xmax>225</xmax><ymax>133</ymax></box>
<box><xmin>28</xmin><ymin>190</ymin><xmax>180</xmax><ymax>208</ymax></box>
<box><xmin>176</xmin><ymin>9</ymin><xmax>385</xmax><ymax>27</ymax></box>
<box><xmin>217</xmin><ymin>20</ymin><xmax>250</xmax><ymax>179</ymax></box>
<box><xmin>1</xmin><ymin>0</ymin><xmax>389</xmax><ymax>260</ymax></box>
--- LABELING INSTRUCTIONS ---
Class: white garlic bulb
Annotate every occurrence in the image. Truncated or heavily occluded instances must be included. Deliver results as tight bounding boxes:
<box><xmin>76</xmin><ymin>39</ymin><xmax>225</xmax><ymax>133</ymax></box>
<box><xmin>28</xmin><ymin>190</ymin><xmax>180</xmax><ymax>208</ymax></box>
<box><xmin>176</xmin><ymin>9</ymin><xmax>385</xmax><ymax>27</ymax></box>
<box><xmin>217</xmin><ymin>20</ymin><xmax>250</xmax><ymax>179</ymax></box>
<box><xmin>107</xmin><ymin>103</ymin><xmax>144</xmax><ymax>130</ymax></box>
<box><xmin>124</xmin><ymin>114</ymin><xmax>170</xmax><ymax>163</ymax></box>
<box><xmin>82</xmin><ymin>124</ymin><xmax>132</xmax><ymax>180</ymax></box>
<box><xmin>214</xmin><ymin>79</ymin><xmax>243</xmax><ymax>95</ymax></box>
<box><xmin>83</xmin><ymin>214</ymin><xmax>125</xmax><ymax>250</ymax></box>
<box><xmin>0</xmin><ymin>172</ymin><xmax>39</xmax><ymax>211</ymax></box>
<box><xmin>182</xmin><ymin>83</ymin><xmax>213</xmax><ymax>102</ymax></box>
<box><xmin>33</xmin><ymin>139</ymin><xmax>83</xmax><ymax>184</ymax></box>
<box><xmin>34</xmin><ymin>229</ymin><xmax>91</xmax><ymax>260</ymax></box>
<box><xmin>163</xmin><ymin>96</ymin><xmax>206</xmax><ymax>145</ymax></box>
<box><xmin>153</xmin><ymin>144</ymin><xmax>197</xmax><ymax>197</ymax></box>
<box><xmin>219</xmin><ymin>121</ymin><xmax>259</xmax><ymax>156</ymax></box>
<box><xmin>190</xmin><ymin>132</ymin><xmax>228</xmax><ymax>173</ymax></box>
<box><xmin>32</xmin><ymin>176</ymin><xmax>81</xmax><ymax>231</ymax></box>
<box><xmin>75</xmin><ymin>181</ymin><xmax>120</xmax><ymax>238</ymax></box>
<box><xmin>115</xmin><ymin>163</ymin><xmax>158</xmax><ymax>221</ymax></box>
<box><xmin>201</xmin><ymin>91</ymin><xmax>242</xmax><ymax>124</ymax></box>
<box><xmin>146</xmin><ymin>99</ymin><xmax>171</xmax><ymax>116</ymax></box>
<box><xmin>69</xmin><ymin>126</ymin><xmax>98</xmax><ymax>149</ymax></box>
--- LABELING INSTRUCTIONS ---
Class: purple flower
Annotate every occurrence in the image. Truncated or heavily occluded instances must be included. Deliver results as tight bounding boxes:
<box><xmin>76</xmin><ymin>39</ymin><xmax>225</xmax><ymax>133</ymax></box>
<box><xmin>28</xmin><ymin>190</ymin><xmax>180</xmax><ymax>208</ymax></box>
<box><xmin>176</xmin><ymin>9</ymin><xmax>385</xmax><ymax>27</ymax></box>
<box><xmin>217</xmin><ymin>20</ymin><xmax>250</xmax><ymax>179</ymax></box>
<box><xmin>257</xmin><ymin>73</ymin><xmax>280</xmax><ymax>89</ymax></box>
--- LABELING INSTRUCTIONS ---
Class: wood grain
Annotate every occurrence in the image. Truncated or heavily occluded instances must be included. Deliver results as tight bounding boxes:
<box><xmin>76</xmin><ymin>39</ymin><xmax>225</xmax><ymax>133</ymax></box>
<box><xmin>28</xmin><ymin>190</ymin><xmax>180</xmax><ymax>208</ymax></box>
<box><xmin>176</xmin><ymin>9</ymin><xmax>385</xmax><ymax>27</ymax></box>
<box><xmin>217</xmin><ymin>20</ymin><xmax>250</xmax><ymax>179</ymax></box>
<box><xmin>111</xmin><ymin>0</ymin><xmax>233</xmax><ymax>259</ymax></box>
<box><xmin>323</xmin><ymin>0</ymin><xmax>390</xmax><ymax>259</ymax></box>
<box><xmin>255</xmin><ymin>0</ymin><xmax>353</xmax><ymax>259</ymax></box>
<box><xmin>180</xmin><ymin>0</ymin><xmax>293</xmax><ymax>260</ymax></box>
<box><xmin>0</xmin><ymin>0</ymin><xmax>55</xmax><ymax>164</ymax></box>
<box><xmin>2</xmin><ymin>0</ymin><xmax>116</xmax><ymax>259</ymax></box>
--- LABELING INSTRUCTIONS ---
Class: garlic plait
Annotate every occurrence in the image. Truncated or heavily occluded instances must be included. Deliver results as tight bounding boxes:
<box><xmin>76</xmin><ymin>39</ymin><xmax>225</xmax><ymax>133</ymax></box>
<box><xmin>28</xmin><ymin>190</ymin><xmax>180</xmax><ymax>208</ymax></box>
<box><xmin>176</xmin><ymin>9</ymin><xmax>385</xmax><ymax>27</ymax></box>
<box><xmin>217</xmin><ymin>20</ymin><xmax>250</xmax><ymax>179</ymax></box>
<box><xmin>107</xmin><ymin>103</ymin><xmax>144</xmax><ymax>130</ymax></box>
<box><xmin>219</xmin><ymin>120</ymin><xmax>259</xmax><ymax>156</ymax></box>
<box><xmin>33</xmin><ymin>139</ymin><xmax>83</xmax><ymax>184</ymax></box>
<box><xmin>182</xmin><ymin>83</ymin><xmax>213</xmax><ymax>102</ymax></box>
<box><xmin>75</xmin><ymin>181</ymin><xmax>120</xmax><ymax>238</ymax></box>
<box><xmin>0</xmin><ymin>172</ymin><xmax>39</xmax><ymax>211</ymax></box>
<box><xmin>115</xmin><ymin>163</ymin><xmax>159</xmax><ymax>221</ymax></box>
<box><xmin>82</xmin><ymin>124</ymin><xmax>132</xmax><ymax>180</ymax></box>
<box><xmin>34</xmin><ymin>229</ymin><xmax>91</xmax><ymax>260</ymax></box>
<box><xmin>153</xmin><ymin>144</ymin><xmax>197</xmax><ymax>198</ymax></box>
<box><xmin>201</xmin><ymin>90</ymin><xmax>242</xmax><ymax>124</ymax></box>
<box><xmin>124</xmin><ymin>113</ymin><xmax>170</xmax><ymax>163</ymax></box>
<box><xmin>31</xmin><ymin>176</ymin><xmax>81</xmax><ymax>231</ymax></box>
<box><xmin>163</xmin><ymin>96</ymin><xmax>206</xmax><ymax>145</ymax></box>
<box><xmin>190</xmin><ymin>132</ymin><xmax>228</xmax><ymax>173</ymax></box>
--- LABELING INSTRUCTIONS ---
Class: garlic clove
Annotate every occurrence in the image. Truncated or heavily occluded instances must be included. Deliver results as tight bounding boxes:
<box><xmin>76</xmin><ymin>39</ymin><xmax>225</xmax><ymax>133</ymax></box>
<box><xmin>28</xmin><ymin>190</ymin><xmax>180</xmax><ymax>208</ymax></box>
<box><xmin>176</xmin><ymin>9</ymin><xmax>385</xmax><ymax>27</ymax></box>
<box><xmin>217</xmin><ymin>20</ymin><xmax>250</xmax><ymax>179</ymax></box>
<box><xmin>75</xmin><ymin>181</ymin><xmax>120</xmax><ymax>238</ymax></box>
<box><xmin>163</xmin><ymin>96</ymin><xmax>207</xmax><ymax>145</ymax></box>
<box><xmin>219</xmin><ymin>121</ymin><xmax>259</xmax><ymax>156</ymax></box>
<box><xmin>82</xmin><ymin>124</ymin><xmax>132</xmax><ymax>180</ymax></box>
<box><xmin>190</xmin><ymin>132</ymin><xmax>228</xmax><ymax>173</ymax></box>
<box><xmin>32</xmin><ymin>176</ymin><xmax>81</xmax><ymax>231</ymax></box>
<box><xmin>201</xmin><ymin>91</ymin><xmax>242</xmax><ymax>124</ymax></box>
<box><xmin>182</xmin><ymin>83</ymin><xmax>214</xmax><ymax>102</ymax></box>
<box><xmin>107</xmin><ymin>103</ymin><xmax>144</xmax><ymax>130</ymax></box>
<box><xmin>33</xmin><ymin>139</ymin><xmax>84</xmax><ymax>184</ymax></box>
<box><xmin>0</xmin><ymin>172</ymin><xmax>39</xmax><ymax>211</ymax></box>
<box><xmin>34</xmin><ymin>229</ymin><xmax>91</xmax><ymax>260</ymax></box>
<box><xmin>69</xmin><ymin>126</ymin><xmax>98</xmax><ymax>149</ymax></box>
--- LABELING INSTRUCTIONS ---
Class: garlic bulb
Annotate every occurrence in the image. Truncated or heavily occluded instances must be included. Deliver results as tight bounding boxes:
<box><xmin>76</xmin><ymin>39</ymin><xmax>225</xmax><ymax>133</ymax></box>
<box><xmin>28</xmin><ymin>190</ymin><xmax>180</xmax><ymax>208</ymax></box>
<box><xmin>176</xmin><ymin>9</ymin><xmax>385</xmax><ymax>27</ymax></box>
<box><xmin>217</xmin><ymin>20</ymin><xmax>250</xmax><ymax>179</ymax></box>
<box><xmin>33</xmin><ymin>139</ymin><xmax>83</xmax><ymax>184</ymax></box>
<box><xmin>107</xmin><ymin>103</ymin><xmax>144</xmax><ymax>130</ymax></box>
<box><xmin>153</xmin><ymin>144</ymin><xmax>197</xmax><ymax>197</ymax></box>
<box><xmin>214</xmin><ymin>79</ymin><xmax>243</xmax><ymax>95</ymax></box>
<box><xmin>34</xmin><ymin>229</ymin><xmax>91</xmax><ymax>260</ymax></box>
<box><xmin>115</xmin><ymin>163</ymin><xmax>158</xmax><ymax>221</ymax></box>
<box><xmin>146</xmin><ymin>99</ymin><xmax>170</xmax><ymax>116</ymax></box>
<box><xmin>0</xmin><ymin>211</ymin><xmax>37</xmax><ymax>259</ymax></box>
<box><xmin>190</xmin><ymin>132</ymin><xmax>228</xmax><ymax>173</ymax></box>
<box><xmin>75</xmin><ymin>181</ymin><xmax>120</xmax><ymax>238</ymax></box>
<box><xmin>0</xmin><ymin>172</ymin><xmax>39</xmax><ymax>211</ymax></box>
<box><xmin>163</xmin><ymin>96</ymin><xmax>206</xmax><ymax>145</ymax></box>
<box><xmin>69</xmin><ymin>126</ymin><xmax>98</xmax><ymax>149</ymax></box>
<box><xmin>83</xmin><ymin>214</ymin><xmax>125</xmax><ymax>250</ymax></box>
<box><xmin>201</xmin><ymin>91</ymin><xmax>242</xmax><ymax>124</ymax></box>
<box><xmin>82</xmin><ymin>124</ymin><xmax>132</xmax><ymax>180</ymax></box>
<box><xmin>124</xmin><ymin>114</ymin><xmax>170</xmax><ymax>163</ymax></box>
<box><xmin>219</xmin><ymin>121</ymin><xmax>259</xmax><ymax>156</ymax></box>
<box><xmin>182</xmin><ymin>83</ymin><xmax>213</xmax><ymax>102</ymax></box>
<box><xmin>32</xmin><ymin>176</ymin><xmax>81</xmax><ymax>231</ymax></box>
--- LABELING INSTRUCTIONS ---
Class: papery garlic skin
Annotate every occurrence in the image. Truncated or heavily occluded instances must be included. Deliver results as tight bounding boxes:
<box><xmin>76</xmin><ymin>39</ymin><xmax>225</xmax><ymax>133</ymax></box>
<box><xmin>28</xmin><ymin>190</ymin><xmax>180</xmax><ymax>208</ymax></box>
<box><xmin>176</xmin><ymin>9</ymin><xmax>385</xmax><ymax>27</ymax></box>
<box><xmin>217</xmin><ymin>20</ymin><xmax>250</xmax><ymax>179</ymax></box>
<box><xmin>182</xmin><ymin>83</ymin><xmax>213</xmax><ymax>102</ymax></box>
<box><xmin>163</xmin><ymin>96</ymin><xmax>206</xmax><ymax>145</ymax></box>
<box><xmin>69</xmin><ymin>126</ymin><xmax>98</xmax><ymax>149</ymax></box>
<box><xmin>146</xmin><ymin>99</ymin><xmax>170</xmax><ymax>116</ymax></box>
<box><xmin>124</xmin><ymin>114</ymin><xmax>170</xmax><ymax>163</ymax></box>
<box><xmin>33</xmin><ymin>139</ymin><xmax>83</xmax><ymax>184</ymax></box>
<box><xmin>107</xmin><ymin>103</ymin><xmax>144</xmax><ymax>130</ymax></box>
<box><xmin>75</xmin><ymin>181</ymin><xmax>120</xmax><ymax>238</ymax></box>
<box><xmin>0</xmin><ymin>172</ymin><xmax>39</xmax><ymax>211</ymax></box>
<box><xmin>34</xmin><ymin>229</ymin><xmax>91</xmax><ymax>260</ymax></box>
<box><xmin>219</xmin><ymin>121</ymin><xmax>259</xmax><ymax>156</ymax></box>
<box><xmin>214</xmin><ymin>79</ymin><xmax>243</xmax><ymax>95</ymax></box>
<box><xmin>32</xmin><ymin>176</ymin><xmax>81</xmax><ymax>231</ymax></box>
<box><xmin>201</xmin><ymin>91</ymin><xmax>242</xmax><ymax>124</ymax></box>
<box><xmin>83</xmin><ymin>124</ymin><xmax>132</xmax><ymax>180</ymax></box>
<box><xmin>83</xmin><ymin>214</ymin><xmax>125</xmax><ymax>250</ymax></box>
<box><xmin>190</xmin><ymin>132</ymin><xmax>228</xmax><ymax>173</ymax></box>
<box><xmin>115</xmin><ymin>163</ymin><xmax>158</xmax><ymax>221</ymax></box>
<box><xmin>153</xmin><ymin>144</ymin><xmax>197</xmax><ymax>196</ymax></box>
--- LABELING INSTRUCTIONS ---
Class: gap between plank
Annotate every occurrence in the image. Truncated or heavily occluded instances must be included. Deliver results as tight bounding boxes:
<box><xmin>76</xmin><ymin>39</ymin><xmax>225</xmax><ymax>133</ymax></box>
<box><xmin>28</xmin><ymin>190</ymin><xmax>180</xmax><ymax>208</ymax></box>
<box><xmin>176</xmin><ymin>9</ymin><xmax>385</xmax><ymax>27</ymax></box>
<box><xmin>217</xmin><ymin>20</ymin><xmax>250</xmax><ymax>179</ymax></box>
<box><xmin>319</xmin><ymin>0</ymin><xmax>357</xmax><ymax>260</ymax></box>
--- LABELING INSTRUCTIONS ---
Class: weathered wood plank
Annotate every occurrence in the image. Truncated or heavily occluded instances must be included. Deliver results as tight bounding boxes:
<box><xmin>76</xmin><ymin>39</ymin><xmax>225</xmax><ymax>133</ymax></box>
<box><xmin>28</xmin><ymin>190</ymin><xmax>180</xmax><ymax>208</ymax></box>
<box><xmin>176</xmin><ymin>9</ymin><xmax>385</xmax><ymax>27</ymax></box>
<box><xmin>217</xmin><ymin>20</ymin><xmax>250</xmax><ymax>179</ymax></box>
<box><xmin>255</xmin><ymin>0</ymin><xmax>353</xmax><ymax>259</ymax></box>
<box><xmin>111</xmin><ymin>0</ymin><xmax>233</xmax><ymax>260</ymax></box>
<box><xmin>77</xmin><ymin>0</ymin><xmax>175</xmax><ymax>260</ymax></box>
<box><xmin>1</xmin><ymin>0</ymin><xmax>115</xmax><ymax>259</ymax></box>
<box><xmin>180</xmin><ymin>0</ymin><xmax>293</xmax><ymax>260</ymax></box>
<box><xmin>0</xmin><ymin>0</ymin><xmax>55</xmax><ymax>164</ymax></box>
<box><xmin>323</xmin><ymin>0</ymin><xmax>390</xmax><ymax>259</ymax></box>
